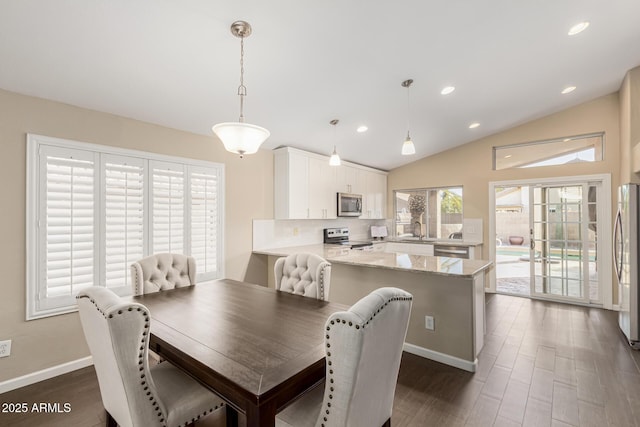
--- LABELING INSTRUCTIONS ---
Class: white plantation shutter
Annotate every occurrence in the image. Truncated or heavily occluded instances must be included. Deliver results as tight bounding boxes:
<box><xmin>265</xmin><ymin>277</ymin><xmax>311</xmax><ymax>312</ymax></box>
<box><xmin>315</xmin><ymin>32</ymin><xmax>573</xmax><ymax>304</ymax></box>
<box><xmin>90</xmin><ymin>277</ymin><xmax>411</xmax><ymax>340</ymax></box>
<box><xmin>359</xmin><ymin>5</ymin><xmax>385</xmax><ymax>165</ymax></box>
<box><xmin>151</xmin><ymin>161</ymin><xmax>185</xmax><ymax>254</ymax></box>
<box><xmin>103</xmin><ymin>155</ymin><xmax>145</xmax><ymax>292</ymax></box>
<box><xmin>190</xmin><ymin>167</ymin><xmax>221</xmax><ymax>280</ymax></box>
<box><xmin>27</xmin><ymin>135</ymin><xmax>224</xmax><ymax>319</ymax></box>
<box><xmin>38</xmin><ymin>146</ymin><xmax>97</xmax><ymax>313</ymax></box>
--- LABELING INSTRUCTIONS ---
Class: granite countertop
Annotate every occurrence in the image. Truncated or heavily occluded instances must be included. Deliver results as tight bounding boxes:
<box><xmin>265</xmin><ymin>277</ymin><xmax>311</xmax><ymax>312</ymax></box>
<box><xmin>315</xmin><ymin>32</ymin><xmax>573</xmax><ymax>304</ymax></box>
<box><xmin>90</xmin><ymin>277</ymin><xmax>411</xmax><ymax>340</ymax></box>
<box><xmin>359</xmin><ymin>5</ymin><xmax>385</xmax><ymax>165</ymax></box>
<box><xmin>253</xmin><ymin>244</ymin><xmax>492</xmax><ymax>278</ymax></box>
<box><xmin>385</xmin><ymin>238</ymin><xmax>484</xmax><ymax>247</ymax></box>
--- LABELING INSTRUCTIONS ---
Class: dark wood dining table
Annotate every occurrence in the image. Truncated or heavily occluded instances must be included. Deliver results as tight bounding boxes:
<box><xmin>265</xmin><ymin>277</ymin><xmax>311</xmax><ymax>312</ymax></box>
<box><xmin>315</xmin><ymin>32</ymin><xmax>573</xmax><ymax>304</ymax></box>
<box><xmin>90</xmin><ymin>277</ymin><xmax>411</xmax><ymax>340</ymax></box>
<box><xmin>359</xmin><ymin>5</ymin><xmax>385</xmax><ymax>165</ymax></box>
<box><xmin>131</xmin><ymin>279</ymin><xmax>347</xmax><ymax>427</ymax></box>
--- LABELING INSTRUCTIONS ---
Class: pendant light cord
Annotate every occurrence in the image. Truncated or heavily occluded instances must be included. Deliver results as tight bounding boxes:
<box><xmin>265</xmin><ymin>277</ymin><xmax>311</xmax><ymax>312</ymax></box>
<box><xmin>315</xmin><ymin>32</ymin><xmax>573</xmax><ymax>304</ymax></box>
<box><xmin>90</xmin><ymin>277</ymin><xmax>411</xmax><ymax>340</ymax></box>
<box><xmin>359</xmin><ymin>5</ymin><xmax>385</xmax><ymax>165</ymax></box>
<box><xmin>406</xmin><ymin>82</ymin><xmax>411</xmax><ymax>139</ymax></box>
<box><xmin>237</xmin><ymin>36</ymin><xmax>246</xmax><ymax>123</ymax></box>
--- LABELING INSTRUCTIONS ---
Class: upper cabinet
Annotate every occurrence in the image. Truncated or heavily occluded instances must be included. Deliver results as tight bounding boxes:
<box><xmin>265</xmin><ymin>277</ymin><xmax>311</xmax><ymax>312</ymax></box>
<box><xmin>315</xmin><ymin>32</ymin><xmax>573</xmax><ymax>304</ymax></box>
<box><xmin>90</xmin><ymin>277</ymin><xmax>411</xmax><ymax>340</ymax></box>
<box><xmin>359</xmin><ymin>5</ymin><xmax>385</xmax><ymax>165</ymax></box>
<box><xmin>274</xmin><ymin>147</ymin><xmax>387</xmax><ymax>220</ymax></box>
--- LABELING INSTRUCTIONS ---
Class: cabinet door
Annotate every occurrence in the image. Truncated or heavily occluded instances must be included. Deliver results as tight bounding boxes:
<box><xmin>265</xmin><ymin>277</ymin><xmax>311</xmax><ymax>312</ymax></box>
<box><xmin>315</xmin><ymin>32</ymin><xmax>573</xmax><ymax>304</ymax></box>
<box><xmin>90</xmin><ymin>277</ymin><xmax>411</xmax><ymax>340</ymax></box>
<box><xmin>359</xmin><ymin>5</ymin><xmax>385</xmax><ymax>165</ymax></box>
<box><xmin>308</xmin><ymin>157</ymin><xmax>336</xmax><ymax>219</ymax></box>
<box><xmin>363</xmin><ymin>171</ymin><xmax>387</xmax><ymax>219</ymax></box>
<box><xmin>336</xmin><ymin>165</ymin><xmax>363</xmax><ymax>194</ymax></box>
<box><xmin>288</xmin><ymin>152</ymin><xmax>310</xmax><ymax>219</ymax></box>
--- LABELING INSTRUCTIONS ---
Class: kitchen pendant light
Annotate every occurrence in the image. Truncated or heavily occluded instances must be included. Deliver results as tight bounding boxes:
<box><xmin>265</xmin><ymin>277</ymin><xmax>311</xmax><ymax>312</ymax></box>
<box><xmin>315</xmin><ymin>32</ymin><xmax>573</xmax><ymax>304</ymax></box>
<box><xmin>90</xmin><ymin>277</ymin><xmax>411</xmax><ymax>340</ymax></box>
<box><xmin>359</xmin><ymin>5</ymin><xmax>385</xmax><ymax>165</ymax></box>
<box><xmin>212</xmin><ymin>21</ymin><xmax>270</xmax><ymax>158</ymax></box>
<box><xmin>329</xmin><ymin>119</ymin><xmax>341</xmax><ymax>166</ymax></box>
<box><xmin>401</xmin><ymin>79</ymin><xmax>416</xmax><ymax>155</ymax></box>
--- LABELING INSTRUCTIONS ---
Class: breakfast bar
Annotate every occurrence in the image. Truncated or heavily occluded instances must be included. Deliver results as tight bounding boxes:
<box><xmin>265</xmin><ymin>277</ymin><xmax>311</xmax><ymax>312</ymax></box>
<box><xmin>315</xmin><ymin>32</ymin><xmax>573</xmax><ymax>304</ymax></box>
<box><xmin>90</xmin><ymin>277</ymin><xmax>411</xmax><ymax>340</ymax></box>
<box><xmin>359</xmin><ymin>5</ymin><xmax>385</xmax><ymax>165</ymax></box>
<box><xmin>253</xmin><ymin>244</ymin><xmax>492</xmax><ymax>372</ymax></box>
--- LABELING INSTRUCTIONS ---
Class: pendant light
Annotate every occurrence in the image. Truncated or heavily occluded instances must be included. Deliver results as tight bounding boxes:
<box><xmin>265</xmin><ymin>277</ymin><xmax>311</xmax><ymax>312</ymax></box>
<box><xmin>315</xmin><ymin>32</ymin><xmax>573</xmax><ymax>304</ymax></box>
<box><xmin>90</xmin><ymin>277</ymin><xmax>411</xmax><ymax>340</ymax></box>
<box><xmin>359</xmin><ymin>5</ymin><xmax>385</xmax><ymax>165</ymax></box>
<box><xmin>401</xmin><ymin>79</ymin><xmax>416</xmax><ymax>155</ymax></box>
<box><xmin>212</xmin><ymin>21</ymin><xmax>270</xmax><ymax>158</ymax></box>
<box><xmin>329</xmin><ymin>119</ymin><xmax>341</xmax><ymax>166</ymax></box>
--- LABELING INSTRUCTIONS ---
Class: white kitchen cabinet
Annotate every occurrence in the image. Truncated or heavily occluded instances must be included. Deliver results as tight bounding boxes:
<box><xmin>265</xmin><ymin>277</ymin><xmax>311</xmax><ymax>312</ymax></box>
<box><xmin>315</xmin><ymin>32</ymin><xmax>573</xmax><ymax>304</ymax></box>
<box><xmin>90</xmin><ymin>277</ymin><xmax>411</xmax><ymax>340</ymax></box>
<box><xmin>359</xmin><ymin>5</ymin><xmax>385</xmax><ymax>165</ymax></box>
<box><xmin>362</xmin><ymin>171</ymin><xmax>387</xmax><ymax>219</ymax></box>
<box><xmin>275</xmin><ymin>149</ymin><xmax>309</xmax><ymax>219</ymax></box>
<box><xmin>336</xmin><ymin>165</ymin><xmax>366</xmax><ymax>195</ymax></box>
<box><xmin>274</xmin><ymin>147</ymin><xmax>387</xmax><ymax>220</ymax></box>
<box><xmin>308</xmin><ymin>157</ymin><xmax>337</xmax><ymax>219</ymax></box>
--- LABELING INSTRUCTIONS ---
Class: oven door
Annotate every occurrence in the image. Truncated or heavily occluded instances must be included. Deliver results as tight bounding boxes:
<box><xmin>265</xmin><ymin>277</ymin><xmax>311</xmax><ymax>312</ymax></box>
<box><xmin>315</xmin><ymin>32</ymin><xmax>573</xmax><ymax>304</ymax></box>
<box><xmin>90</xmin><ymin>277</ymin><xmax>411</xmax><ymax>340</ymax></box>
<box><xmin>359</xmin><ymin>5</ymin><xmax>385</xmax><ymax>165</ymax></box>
<box><xmin>337</xmin><ymin>193</ymin><xmax>362</xmax><ymax>217</ymax></box>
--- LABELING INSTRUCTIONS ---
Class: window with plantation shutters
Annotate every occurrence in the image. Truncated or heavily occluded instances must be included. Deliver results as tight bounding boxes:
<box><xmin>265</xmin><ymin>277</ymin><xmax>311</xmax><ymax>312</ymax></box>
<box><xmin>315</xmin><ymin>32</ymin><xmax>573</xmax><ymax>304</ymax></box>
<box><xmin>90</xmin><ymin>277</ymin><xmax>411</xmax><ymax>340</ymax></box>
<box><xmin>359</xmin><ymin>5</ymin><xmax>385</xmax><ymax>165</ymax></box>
<box><xmin>190</xmin><ymin>167</ymin><xmax>222</xmax><ymax>281</ymax></box>
<box><xmin>103</xmin><ymin>155</ymin><xmax>145</xmax><ymax>292</ymax></box>
<box><xmin>27</xmin><ymin>134</ymin><xmax>225</xmax><ymax>320</ymax></box>
<box><xmin>151</xmin><ymin>161</ymin><xmax>185</xmax><ymax>254</ymax></box>
<box><xmin>39</xmin><ymin>147</ymin><xmax>96</xmax><ymax>314</ymax></box>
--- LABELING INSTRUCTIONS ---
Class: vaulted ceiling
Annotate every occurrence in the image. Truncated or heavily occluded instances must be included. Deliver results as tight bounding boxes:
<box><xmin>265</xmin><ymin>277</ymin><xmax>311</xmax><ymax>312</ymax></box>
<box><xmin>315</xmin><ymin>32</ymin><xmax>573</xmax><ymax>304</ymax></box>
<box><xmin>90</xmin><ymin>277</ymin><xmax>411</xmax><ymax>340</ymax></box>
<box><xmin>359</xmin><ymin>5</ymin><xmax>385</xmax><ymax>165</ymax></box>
<box><xmin>1</xmin><ymin>0</ymin><xmax>639</xmax><ymax>170</ymax></box>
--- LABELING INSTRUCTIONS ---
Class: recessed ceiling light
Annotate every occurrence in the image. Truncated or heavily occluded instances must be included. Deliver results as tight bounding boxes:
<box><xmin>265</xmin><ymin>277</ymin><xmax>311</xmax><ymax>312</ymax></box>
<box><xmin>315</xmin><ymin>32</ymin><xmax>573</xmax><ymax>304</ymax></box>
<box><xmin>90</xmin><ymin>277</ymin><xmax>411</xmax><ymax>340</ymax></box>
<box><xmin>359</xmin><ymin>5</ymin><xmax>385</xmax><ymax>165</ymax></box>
<box><xmin>469</xmin><ymin>122</ymin><xmax>480</xmax><ymax>129</ymax></box>
<box><xmin>504</xmin><ymin>154</ymin><xmax>512</xmax><ymax>159</ymax></box>
<box><xmin>563</xmin><ymin>138</ymin><xmax>571</xmax><ymax>142</ymax></box>
<box><xmin>561</xmin><ymin>86</ymin><xmax>576</xmax><ymax>94</ymax></box>
<box><xmin>441</xmin><ymin>86</ymin><xmax>455</xmax><ymax>95</ymax></box>
<box><xmin>568</xmin><ymin>21</ymin><xmax>590</xmax><ymax>36</ymax></box>
<box><xmin>356</xmin><ymin>125</ymin><xmax>368</xmax><ymax>133</ymax></box>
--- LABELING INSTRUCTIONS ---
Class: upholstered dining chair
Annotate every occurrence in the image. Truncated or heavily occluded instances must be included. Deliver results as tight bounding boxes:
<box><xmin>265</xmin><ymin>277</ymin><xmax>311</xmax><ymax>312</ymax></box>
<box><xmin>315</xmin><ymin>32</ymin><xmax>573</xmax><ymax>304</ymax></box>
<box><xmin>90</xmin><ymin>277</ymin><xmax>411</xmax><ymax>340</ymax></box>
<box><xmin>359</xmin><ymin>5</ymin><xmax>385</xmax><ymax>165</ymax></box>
<box><xmin>130</xmin><ymin>253</ymin><xmax>196</xmax><ymax>296</ymax></box>
<box><xmin>275</xmin><ymin>287</ymin><xmax>413</xmax><ymax>427</ymax></box>
<box><xmin>274</xmin><ymin>253</ymin><xmax>332</xmax><ymax>300</ymax></box>
<box><xmin>77</xmin><ymin>286</ymin><xmax>227</xmax><ymax>427</ymax></box>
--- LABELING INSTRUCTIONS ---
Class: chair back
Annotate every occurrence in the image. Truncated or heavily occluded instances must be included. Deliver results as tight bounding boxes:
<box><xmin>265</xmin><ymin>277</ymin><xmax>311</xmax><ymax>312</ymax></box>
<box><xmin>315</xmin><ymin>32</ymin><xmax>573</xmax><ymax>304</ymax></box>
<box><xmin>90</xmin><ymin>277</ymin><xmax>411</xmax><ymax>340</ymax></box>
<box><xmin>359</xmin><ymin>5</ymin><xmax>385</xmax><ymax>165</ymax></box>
<box><xmin>317</xmin><ymin>287</ymin><xmax>412</xmax><ymax>427</ymax></box>
<box><xmin>274</xmin><ymin>253</ymin><xmax>331</xmax><ymax>300</ymax></box>
<box><xmin>77</xmin><ymin>287</ymin><xmax>167</xmax><ymax>427</ymax></box>
<box><xmin>130</xmin><ymin>253</ymin><xmax>196</xmax><ymax>296</ymax></box>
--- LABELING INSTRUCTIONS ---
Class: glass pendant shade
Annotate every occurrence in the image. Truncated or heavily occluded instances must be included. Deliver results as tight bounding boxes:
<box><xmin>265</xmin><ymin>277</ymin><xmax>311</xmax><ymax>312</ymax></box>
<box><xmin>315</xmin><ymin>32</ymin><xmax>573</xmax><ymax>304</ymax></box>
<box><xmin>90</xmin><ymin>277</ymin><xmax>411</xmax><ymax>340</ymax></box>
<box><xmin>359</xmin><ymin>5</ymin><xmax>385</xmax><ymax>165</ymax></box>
<box><xmin>401</xmin><ymin>134</ymin><xmax>416</xmax><ymax>155</ymax></box>
<box><xmin>329</xmin><ymin>146</ymin><xmax>341</xmax><ymax>166</ymax></box>
<box><xmin>212</xmin><ymin>122</ymin><xmax>270</xmax><ymax>157</ymax></box>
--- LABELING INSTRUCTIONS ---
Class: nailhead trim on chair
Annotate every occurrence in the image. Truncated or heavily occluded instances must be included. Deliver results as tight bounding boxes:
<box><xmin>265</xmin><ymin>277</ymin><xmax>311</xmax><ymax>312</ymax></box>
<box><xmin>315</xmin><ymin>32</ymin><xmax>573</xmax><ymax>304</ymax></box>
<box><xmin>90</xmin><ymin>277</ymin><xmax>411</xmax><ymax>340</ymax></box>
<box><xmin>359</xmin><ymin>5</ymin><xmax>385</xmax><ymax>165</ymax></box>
<box><xmin>132</xmin><ymin>266</ymin><xmax>141</xmax><ymax>295</ymax></box>
<box><xmin>320</xmin><ymin>294</ymin><xmax>413</xmax><ymax>427</ymax></box>
<box><xmin>76</xmin><ymin>294</ymin><xmax>224</xmax><ymax>427</ymax></box>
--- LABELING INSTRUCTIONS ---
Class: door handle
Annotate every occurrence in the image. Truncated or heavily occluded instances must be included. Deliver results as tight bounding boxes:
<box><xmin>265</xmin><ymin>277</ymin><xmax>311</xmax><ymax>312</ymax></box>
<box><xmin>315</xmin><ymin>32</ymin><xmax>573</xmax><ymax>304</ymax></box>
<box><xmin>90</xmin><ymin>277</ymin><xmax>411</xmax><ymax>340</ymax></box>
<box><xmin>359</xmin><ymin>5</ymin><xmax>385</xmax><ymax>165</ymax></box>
<box><xmin>613</xmin><ymin>208</ymin><xmax>622</xmax><ymax>282</ymax></box>
<box><xmin>530</xmin><ymin>228</ymin><xmax>535</xmax><ymax>250</ymax></box>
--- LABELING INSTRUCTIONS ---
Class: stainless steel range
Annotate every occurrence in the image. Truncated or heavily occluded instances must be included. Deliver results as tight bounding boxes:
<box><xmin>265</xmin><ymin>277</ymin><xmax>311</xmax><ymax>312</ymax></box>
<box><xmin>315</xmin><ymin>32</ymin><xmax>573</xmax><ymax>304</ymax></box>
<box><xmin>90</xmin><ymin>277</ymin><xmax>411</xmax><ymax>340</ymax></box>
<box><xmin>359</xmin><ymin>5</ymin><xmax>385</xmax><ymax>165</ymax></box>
<box><xmin>323</xmin><ymin>227</ymin><xmax>373</xmax><ymax>249</ymax></box>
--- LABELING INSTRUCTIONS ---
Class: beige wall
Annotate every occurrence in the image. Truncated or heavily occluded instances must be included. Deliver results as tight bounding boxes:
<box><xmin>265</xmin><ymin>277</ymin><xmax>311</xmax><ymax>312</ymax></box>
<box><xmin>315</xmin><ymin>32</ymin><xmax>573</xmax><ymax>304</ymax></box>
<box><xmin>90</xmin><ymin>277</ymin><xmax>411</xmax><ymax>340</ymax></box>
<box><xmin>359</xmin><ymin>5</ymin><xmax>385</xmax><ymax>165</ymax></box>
<box><xmin>0</xmin><ymin>89</ymin><xmax>273</xmax><ymax>382</ymax></box>
<box><xmin>388</xmin><ymin>93</ymin><xmax>621</xmax><ymax>298</ymax></box>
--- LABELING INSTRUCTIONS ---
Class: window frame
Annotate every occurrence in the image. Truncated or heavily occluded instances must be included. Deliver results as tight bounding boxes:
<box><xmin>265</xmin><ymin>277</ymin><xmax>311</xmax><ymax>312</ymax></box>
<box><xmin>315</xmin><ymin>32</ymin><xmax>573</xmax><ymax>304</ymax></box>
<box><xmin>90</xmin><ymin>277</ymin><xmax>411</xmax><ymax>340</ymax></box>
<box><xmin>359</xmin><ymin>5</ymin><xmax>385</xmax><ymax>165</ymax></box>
<box><xmin>393</xmin><ymin>186</ymin><xmax>464</xmax><ymax>240</ymax></box>
<box><xmin>26</xmin><ymin>134</ymin><xmax>225</xmax><ymax>320</ymax></box>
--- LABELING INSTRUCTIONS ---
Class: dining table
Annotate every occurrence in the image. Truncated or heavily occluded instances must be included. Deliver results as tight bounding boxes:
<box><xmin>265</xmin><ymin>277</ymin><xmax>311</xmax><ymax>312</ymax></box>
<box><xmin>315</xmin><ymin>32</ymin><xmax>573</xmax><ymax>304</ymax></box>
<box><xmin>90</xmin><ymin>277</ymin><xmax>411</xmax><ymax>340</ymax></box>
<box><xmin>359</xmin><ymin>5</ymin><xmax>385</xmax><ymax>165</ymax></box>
<box><xmin>130</xmin><ymin>279</ymin><xmax>348</xmax><ymax>427</ymax></box>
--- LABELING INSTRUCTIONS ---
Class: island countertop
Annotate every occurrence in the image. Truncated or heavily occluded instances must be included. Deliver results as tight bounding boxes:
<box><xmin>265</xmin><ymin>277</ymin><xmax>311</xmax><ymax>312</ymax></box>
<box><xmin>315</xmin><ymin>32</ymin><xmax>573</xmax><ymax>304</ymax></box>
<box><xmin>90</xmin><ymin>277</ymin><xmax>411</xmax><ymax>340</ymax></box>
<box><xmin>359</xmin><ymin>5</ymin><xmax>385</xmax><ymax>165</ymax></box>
<box><xmin>253</xmin><ymin>244</ymin><xmax>492</xmax><ymax>278</ymax></box>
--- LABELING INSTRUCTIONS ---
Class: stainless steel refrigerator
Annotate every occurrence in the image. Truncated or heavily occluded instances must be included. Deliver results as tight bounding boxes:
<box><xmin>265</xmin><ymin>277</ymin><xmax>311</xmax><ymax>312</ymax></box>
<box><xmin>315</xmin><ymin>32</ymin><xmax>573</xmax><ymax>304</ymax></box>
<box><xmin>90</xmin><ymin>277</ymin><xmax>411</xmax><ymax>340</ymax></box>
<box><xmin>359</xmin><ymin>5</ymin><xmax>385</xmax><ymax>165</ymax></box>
<box><xmin>614</xmin><ymin>183</ymin><xmax>640</xmax><ymax>348</ymax></box>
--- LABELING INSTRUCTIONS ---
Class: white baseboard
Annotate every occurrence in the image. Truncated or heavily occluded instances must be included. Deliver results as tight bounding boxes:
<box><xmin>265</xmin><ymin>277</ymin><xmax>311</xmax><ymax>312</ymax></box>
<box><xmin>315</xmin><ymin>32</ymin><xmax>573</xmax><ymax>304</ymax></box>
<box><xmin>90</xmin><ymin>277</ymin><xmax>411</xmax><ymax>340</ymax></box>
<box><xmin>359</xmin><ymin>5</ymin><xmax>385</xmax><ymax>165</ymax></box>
<box><xmin>403</xmin><ymin>343</ymin><xmax>477</xmax><ymax>372</ymax></box>
<box><xmin>0</xmin><ymin>356</ymin><xmax>93</xmax><ymax>395</ymax></box>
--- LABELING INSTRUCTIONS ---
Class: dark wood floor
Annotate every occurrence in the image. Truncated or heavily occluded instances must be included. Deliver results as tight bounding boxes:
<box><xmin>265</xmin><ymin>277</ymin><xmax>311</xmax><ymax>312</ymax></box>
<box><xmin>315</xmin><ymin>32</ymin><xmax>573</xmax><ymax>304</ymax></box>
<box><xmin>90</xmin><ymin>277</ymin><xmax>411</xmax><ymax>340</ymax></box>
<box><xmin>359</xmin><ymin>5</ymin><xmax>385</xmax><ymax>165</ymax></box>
<box><xmin>2</xmin><ymin>293</ymin><xmax>639</xmax><ymax>426</ymax></box>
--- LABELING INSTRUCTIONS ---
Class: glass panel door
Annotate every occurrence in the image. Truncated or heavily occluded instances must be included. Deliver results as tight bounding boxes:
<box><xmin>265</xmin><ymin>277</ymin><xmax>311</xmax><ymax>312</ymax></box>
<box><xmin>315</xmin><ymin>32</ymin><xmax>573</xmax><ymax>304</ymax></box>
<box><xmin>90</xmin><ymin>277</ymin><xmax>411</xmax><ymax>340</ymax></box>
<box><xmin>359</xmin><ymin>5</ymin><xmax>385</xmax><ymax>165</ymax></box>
<box><xmin>530</xmin><ymin>184</ymin><xmax>591</xmax><ymax>303</ymax></box>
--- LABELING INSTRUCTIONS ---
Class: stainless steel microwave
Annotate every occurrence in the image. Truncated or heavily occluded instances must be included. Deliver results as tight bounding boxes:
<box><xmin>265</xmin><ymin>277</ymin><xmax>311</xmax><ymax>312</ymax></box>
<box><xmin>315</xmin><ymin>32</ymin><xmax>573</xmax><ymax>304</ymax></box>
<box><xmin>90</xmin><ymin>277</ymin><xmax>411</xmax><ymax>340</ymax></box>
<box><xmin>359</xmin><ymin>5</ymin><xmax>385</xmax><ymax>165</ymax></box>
<box><xmin>337</xmin><ymin>193</ymin><xmax>362</xmax><ymax>217</ymax></box>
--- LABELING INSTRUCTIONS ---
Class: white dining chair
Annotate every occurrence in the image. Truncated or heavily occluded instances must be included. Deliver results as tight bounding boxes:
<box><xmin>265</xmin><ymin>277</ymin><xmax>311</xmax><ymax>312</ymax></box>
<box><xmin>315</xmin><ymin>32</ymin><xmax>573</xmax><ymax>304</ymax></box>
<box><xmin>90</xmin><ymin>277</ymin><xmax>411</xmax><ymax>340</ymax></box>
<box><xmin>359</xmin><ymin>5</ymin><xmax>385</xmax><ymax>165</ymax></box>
<box><xmin>130</xmin><ymin>253</ymin><xmax>196</xmax><ymax>296</ymax></box>
<box><xmin>274</xmin><ymin>253</ymin><xmax>332</xmax><ymax>300</ymax></box>
<box><xmin>275</xmin><ymin>287</ymin><xmax>413</xmax><ymax>427</ymax></box>
<box><xmin>77</xmin><ymin>286</ymin><xmax>227</xmax><ymax>427</ymax></box>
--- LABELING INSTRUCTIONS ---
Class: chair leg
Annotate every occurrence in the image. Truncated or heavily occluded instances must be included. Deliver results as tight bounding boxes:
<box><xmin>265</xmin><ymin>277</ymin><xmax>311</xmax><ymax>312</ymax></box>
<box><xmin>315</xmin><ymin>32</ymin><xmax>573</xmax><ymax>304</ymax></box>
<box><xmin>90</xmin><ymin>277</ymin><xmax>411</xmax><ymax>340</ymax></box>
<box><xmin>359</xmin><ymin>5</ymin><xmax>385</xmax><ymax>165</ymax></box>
<box><xmin>381</xmin><ymin>417</ymin><xmax>391</xmax><ymax>427</ymax></box>
<box><xmin>105</xmin><ymin>410</ymin><xmax>117</xmax><ymax>427</ymax></box>
<box><xmin>225</xmin><ymin>405</ymin><xmax>239</xmax><ymax>427</ymax></box>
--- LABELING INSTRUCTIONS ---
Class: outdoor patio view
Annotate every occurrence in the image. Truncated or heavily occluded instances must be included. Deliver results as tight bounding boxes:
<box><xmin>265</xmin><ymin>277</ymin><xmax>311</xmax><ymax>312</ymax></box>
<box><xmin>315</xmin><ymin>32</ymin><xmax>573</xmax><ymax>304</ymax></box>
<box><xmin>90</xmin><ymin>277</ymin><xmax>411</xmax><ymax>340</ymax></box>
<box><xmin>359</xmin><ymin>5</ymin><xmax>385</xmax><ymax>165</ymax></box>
<box><xmin>495</xmin><ymin>184</ymin><xmax>599</xmax><ymax>303</ymax></box>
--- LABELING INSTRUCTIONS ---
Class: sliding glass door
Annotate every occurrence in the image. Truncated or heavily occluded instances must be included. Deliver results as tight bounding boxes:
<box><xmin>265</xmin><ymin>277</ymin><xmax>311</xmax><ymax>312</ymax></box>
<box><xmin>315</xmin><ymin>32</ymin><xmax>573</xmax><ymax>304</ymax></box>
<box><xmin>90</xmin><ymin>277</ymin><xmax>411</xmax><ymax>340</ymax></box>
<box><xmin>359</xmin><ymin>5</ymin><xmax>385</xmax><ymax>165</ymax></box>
<box><xmin>494</xmin><ymin>177</ymin><xmax>605</xmax><ymax>305</ymax></box>
<box><xmin>530</xmin><ymin>184</ymin><xmax>598</xmax><ymax>303</ymax></box>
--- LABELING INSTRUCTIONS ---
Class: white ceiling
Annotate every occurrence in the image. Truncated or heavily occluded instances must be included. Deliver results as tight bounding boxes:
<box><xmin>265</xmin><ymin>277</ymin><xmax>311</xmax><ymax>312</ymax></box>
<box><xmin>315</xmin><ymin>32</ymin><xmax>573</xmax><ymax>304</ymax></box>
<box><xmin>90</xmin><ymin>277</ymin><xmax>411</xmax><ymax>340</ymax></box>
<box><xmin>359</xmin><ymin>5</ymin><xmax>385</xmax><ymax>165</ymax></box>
<box><xmin>1</xmin><ymin>1</ymin><xmax>639</xmax><ymax>171</ymax></box>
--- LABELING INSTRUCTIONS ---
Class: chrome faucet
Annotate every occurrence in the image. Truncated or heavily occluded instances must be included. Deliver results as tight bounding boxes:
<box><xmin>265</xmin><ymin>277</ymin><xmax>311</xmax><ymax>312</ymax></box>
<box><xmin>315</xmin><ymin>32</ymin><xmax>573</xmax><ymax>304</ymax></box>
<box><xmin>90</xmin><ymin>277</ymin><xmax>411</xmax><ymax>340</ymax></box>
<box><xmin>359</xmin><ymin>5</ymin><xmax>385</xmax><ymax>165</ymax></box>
<box><xmin>414</xmin><ymin>221</ymin><xmax>424</xmax><ymax>240</ymax></box>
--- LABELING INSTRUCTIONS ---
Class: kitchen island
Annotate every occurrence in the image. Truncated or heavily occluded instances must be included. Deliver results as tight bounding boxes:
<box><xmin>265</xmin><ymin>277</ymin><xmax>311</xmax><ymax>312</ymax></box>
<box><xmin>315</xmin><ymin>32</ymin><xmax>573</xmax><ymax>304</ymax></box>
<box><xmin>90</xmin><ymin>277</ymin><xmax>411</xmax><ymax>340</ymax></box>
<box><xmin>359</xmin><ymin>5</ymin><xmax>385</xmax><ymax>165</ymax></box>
<box><xmin>253</xmin><ymin>244</ymin><xmax>492</xmax><ymax>372</ymax></box>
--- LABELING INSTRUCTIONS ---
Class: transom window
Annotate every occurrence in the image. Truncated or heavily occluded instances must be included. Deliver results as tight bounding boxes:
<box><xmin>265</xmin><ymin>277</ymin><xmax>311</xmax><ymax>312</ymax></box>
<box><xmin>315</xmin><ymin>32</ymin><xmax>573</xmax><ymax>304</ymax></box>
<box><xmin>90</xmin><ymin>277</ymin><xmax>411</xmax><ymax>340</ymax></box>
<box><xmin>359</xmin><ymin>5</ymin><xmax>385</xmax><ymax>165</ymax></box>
<box><xmin>493</xmin><ymin>132</ymin><xmax>604</xmax><ymax>170</ymax></box>
<box><xmin>26</xmin><ymin>134</ymin><xmax>225</xmax><ymax>319</ymax></box>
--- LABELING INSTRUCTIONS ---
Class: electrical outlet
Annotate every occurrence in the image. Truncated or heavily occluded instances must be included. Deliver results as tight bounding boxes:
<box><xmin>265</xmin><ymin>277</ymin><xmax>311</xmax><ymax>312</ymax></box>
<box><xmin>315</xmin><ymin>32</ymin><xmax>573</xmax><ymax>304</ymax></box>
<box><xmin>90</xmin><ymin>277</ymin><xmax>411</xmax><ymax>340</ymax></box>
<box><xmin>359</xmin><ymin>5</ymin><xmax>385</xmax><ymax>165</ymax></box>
<box><xmin>293</xmin><ymin>227</ymin><xmax>299</xmax><ymax>236</ymax></box>
<box><xmin>0</xmin><ymin>340</ymin><xmax>11</xmax><ymax>357</ymax></box>
<box><xmin>425</xmin><ymin>316</ymin><xmax>435</xmax><ymax>331</ymax></box>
